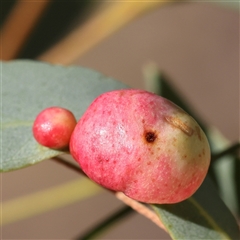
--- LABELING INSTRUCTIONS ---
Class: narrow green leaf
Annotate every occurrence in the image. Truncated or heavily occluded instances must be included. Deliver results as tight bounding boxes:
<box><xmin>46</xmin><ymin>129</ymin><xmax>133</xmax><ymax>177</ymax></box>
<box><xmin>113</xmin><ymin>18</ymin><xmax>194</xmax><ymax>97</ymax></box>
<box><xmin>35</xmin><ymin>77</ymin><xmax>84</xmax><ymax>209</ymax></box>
<box><xmin>1</xmin><ymin>60</ymin><xmax>128</xmax><ymax>172</ymax></box>
<box><xmin>152</xmin><ymin>176</ymin><xmax>240</xmax><ymax>240</ymax></box>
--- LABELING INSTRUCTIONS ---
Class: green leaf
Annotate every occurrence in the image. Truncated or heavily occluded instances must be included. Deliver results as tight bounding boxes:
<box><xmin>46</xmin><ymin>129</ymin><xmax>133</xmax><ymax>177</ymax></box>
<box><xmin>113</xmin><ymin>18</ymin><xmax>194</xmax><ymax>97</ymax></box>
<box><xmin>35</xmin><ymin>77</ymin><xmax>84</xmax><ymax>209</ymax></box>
<box><xmin>1</xmin><ymin>60</ymin><xmax>128</xmax><ymax>172</ymax></box>
<box><xmin>152</xmin><ymin>176</ymin><xmax>240</xmax><ymax>240</ymax></box>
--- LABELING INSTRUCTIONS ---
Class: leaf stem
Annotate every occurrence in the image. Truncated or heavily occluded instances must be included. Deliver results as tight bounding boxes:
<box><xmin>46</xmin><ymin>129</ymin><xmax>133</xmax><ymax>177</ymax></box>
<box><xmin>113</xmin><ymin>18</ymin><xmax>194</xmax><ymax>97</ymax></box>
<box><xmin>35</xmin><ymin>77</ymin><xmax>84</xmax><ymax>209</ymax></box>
<box><xmin>115</xmin><ymin>192</ymin><xmax>166</xmax><ymax>231</ymax></box>
<box><xmin>76</xmin><ymin>206</ymin><xmax>133</xmax><ymax>240</ymax></box>
<box><xmin>211</xmin><ymin>142</ymin><xmax>240</xmax><ymax>162</ymax></box>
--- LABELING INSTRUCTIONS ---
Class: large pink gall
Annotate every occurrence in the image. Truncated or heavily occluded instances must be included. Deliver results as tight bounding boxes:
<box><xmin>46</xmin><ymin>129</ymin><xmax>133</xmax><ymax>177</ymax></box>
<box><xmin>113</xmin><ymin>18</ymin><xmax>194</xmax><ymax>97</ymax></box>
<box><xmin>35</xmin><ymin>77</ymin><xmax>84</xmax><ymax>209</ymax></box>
<box><xmin>70</xmin><ymin>89</ymin><xmax>210</xmax><ymax>204</ymax></box>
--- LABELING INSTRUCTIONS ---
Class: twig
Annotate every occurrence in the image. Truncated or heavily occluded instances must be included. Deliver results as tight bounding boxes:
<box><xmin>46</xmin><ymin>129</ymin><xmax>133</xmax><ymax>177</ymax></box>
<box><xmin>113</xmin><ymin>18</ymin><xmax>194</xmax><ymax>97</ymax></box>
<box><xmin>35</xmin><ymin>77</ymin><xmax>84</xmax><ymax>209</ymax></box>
<box><xmin>115</xmin><ymin>192</ymin><xmax>167</xmax><ymax>232</ymax></box>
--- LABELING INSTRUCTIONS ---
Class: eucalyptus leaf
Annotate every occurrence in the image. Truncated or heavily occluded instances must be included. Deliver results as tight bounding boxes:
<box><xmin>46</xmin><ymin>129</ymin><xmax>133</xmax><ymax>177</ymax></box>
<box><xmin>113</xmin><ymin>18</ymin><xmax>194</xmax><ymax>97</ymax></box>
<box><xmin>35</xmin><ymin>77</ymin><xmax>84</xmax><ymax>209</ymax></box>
<box><xmin>1</xmin><ymin>60</ymin><xmax>128</xmax><ymax>172</ymax></box>
<box><xmin>152</xmin><ymin>176</ymin><xmax>240</xmax><ymax>240</ymax></box>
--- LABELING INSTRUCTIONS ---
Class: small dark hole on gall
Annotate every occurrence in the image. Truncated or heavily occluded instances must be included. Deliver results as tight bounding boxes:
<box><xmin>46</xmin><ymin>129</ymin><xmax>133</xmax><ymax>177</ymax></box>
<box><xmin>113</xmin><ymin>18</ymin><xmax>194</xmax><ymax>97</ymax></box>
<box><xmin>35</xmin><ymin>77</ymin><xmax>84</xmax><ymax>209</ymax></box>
<box><xmin>145</xmin><ymin>132</ymin><xmax>157</xmax><ymax>143</ymax></box>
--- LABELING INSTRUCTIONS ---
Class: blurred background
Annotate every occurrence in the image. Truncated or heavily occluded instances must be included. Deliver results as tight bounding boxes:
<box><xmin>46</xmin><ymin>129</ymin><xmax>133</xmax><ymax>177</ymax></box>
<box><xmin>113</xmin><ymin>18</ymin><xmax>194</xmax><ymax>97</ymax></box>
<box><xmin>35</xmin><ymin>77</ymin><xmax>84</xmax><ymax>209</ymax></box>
<box><xmin>1</xmin><ymin>1</ymin><xmax>239</xmax><ymax>239</ymax></box>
